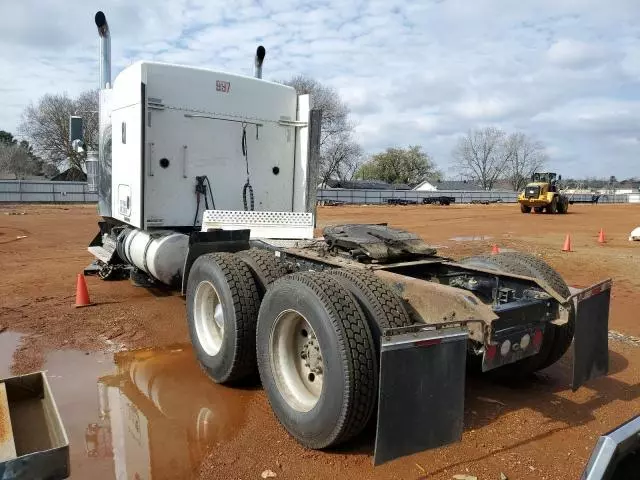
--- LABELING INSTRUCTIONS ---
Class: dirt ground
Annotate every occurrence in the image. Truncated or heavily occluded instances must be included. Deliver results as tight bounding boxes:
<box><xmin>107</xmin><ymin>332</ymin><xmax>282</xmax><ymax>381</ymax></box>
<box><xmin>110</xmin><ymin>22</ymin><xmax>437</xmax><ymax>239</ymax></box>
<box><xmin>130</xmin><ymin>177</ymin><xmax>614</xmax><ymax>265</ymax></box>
<box><xmin>1</xmin><ymin>203</ymin><xmax>639</xmax><ymax>480</ymax></box>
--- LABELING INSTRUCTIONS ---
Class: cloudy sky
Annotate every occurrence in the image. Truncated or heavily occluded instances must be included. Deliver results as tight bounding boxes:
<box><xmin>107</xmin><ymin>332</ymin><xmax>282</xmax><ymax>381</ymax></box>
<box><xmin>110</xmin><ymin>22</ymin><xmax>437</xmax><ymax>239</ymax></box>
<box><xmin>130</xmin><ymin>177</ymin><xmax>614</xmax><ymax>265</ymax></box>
<box><xmin>1</xmin><ymin>0</ymin><xmax>639</xmax><ymax>177</ymax></box>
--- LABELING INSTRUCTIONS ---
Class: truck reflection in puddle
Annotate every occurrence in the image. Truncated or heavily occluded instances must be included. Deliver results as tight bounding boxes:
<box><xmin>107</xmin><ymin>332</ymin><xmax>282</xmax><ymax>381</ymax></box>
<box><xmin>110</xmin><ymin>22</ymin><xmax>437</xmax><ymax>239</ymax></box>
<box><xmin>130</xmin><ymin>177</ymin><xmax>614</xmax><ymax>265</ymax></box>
<box><xmin>85</xmin><ymin>345</ymin><xmax>251</xmax><ymax>479</ymax></box>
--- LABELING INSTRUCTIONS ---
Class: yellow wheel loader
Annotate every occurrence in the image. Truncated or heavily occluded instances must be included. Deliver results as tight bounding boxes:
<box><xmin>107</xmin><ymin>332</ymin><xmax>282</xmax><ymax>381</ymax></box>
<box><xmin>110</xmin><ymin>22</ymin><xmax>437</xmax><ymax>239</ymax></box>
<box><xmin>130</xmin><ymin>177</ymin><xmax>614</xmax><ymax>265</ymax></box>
<box><xmin>518</xmin><ymin>172</ymin><xmax>569</xmax><ymax>214</ymax></box>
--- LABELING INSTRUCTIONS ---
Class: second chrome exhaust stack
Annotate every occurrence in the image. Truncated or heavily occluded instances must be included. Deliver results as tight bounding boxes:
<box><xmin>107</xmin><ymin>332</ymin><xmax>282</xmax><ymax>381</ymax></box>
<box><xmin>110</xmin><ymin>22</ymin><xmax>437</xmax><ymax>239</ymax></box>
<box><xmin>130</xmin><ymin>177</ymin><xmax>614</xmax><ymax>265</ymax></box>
<box><xmin>254</xmin><ymin>46</ymin><xmax>266</xmax><ymax>79</ymax></box>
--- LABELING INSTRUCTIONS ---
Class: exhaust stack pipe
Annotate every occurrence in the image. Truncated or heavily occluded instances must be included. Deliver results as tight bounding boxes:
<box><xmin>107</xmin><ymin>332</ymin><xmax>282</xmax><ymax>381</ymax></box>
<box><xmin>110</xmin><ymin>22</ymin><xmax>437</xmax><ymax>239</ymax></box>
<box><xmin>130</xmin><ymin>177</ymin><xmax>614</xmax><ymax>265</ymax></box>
<box><xmin>254</xmin><ymin>46</ymin><xmax>266</xmax><ymax>79</ymax></box>
<box><xmin>93</xmin><ymin>10</ymin><xmax>113</xmax><ymax>217</ymax></box>
<box><xmin>95</xmin><ymin>11</ymin><xmax>111</xmax><ymax>89</ymax></box>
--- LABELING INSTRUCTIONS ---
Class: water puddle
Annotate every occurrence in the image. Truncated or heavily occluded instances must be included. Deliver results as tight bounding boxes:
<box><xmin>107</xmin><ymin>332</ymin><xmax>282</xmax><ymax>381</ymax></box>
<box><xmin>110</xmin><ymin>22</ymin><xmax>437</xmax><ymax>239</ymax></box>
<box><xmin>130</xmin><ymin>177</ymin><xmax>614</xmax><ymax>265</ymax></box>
<box><xmin>45</xmin><ymin>344</ymin><xmax>252</xmax><ymax>479</ymax></box>
<box><xmin>449</xmin><ymin>235</ymin><xmax>493</xmax><ymax>242</ymax></box>
<box><xmin>1</xmin><ymin>335</ymin><xmax>254</xmax><ymax>479</ymax></box>
<box><xmin>0</xmin><ymin>331</ymin><xmax>23</xmax><ymax>378</ymax></box>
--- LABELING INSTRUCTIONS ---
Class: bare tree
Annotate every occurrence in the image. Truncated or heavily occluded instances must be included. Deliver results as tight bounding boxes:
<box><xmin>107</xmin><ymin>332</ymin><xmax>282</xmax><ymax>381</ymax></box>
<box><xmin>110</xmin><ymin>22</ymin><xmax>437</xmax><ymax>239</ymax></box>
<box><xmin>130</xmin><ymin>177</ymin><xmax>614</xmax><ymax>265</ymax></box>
<box><xmin>19</xmin><ymin>90</ymin><xmax>99</xmax><ymax>172</ymax></box>
<box><xmin>505</xmin><ymin>132</ymin><xmax>547</xmax><ymax>191</ymax></box>
<box><xmin>0</xmin><ymin>143</ymin><xmax>40</xmax><ymax>179</ymax></box>
<box><xmin>452</xmin><ymin>127</ymin><xmax>512</xmax><ymax>190</ymax></box>
<box><xmin>284</xmin><ymin>76</ymin><xmax>362</xmax><ymax>185</ymax></box>
<box><xmin>323</xmin><ymin>133</ymin><xmax>363</xmax><ymax>182</ymax></box>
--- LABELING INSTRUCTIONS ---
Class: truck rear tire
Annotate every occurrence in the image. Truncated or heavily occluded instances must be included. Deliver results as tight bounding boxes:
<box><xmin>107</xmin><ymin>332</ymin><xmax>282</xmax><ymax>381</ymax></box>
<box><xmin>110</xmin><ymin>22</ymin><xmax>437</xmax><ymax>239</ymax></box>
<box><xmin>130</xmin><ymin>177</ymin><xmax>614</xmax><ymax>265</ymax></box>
<box><xmin>460</xmin><ymin>252</ymin><xmax>574</xmax><ymax>374</ymax></box>
<box><xmin>236</xmin><ymin>248</ymin><xmax>289</xmax><ymax>296</ymax></box>
<box><xmin>546</xmin><ymin>196</ymin><xmax>558</xmax><ymax>214</ymax></box>
<box><xmin>186</xmin><ymin>253</ymin><xmax>261</xmax><ymax>384</ymax></box>
<box><xmin>328</xmin><ymin>268</ymin><xmax>412</xmax><ymax>348</ymax></box>
<box><xmin>256</xmin><ymin>272</ymin><xmax>376</xmax><ymax>449</ymax></box>
<box><xmin>520</xmin><ymin>204</ymin><xmax>531</xmax><ymax>213</ymax></box>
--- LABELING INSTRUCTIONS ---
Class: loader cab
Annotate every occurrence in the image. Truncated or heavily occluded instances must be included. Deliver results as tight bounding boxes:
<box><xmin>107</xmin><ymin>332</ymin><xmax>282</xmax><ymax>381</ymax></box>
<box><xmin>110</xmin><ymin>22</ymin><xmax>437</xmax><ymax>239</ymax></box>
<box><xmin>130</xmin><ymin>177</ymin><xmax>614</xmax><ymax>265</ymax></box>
<box><xmin>531</xmin><ymin>172</ymin><xmax>557</xmax><ymax>184</ymax></box>
<box><xmin>525</xmin><ymin>172</ymin><xmax>561</xmax><ymax>196</ymax></box>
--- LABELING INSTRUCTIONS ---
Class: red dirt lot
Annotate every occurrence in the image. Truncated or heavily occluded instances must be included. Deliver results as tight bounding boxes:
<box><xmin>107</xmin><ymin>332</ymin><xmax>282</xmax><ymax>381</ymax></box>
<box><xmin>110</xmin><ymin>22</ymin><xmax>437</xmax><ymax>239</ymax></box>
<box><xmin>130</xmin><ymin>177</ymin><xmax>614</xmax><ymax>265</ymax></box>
<box><xmin>1</xmin><ymin>203</ymin><xmax>639</xmax><ymax>480</ymax></box>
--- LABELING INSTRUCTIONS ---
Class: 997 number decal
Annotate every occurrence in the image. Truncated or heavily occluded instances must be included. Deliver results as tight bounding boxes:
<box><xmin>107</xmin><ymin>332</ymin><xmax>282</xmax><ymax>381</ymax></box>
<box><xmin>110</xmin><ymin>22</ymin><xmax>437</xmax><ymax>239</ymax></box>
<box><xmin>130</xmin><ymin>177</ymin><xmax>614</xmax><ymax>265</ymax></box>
<box><xmin>216</xmin><ymin>80</ymin><xmax>231</xmax><ymax>93</ymax></box>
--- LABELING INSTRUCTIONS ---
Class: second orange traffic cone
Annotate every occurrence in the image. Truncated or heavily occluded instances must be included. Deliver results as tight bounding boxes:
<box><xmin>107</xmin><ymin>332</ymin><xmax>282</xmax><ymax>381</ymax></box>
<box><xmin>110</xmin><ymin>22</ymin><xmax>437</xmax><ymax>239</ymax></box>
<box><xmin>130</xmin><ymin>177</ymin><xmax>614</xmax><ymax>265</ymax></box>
<box><xmin>491</xmin><ymin>244</ymin><xmax>500</xmax><ymax>255</ymax></box>
<box><xmin>562</xmin><ymin>234</ymin><xmax>572</xmax><ymax>252</ymax></box>
<box><xmin>75</xmin><ymin>273</ymin><xmax>92</xmax><ymax>308</ymax></box>
<box><xmin>598</xmin><ymin>228</ymin><xmax>606</xmax><ymax>244</ymax></box>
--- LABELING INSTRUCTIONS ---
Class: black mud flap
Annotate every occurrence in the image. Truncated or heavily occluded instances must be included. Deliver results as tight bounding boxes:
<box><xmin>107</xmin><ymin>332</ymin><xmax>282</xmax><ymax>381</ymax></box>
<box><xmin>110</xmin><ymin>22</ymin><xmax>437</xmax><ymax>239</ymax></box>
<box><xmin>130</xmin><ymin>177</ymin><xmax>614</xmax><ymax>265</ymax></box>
<box><xmin>572</xmin><ymin>279</ymin><xmax>612</xmax><ymax>391</ymax></box>
<box><xmin>373</xmin><ymin>327</ymin><xmax>468</xmax><ymax>466</ymax></box>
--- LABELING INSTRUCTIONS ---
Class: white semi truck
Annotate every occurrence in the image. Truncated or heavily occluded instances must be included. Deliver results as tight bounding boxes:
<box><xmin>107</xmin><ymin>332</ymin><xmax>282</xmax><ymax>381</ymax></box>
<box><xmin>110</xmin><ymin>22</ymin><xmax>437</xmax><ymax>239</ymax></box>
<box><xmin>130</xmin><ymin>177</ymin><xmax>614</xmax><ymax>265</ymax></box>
<box><xmin>81</xmin><ymin>11</ymin><xmax>613</xmax><ymax>464</ymax></box>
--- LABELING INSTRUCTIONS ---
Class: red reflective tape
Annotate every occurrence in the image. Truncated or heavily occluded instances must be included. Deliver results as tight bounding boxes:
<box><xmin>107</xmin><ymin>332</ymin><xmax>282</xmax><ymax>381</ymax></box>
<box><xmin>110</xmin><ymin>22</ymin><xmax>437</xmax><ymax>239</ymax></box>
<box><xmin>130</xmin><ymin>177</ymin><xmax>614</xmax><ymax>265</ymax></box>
<box><xmin>576</xmin><ymin>281</ymin><xmax>612</xmax><ymax>302</ymax></box>
<box><xmin>416</xmin><ymin>338</ymin><xmax>442</xmax><ymax>348</ymax></box>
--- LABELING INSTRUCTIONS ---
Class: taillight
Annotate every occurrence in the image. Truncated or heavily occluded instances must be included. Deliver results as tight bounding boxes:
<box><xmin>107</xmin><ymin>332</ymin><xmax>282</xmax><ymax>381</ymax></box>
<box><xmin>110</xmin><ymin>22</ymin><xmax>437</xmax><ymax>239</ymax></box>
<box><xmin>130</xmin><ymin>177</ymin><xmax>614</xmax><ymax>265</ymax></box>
<box><xmin>485</xmin><ymin>344</ymin><xmax>497</xmax><ymax>360</ymax></box>
<box><xmin>533</xmin><ymin>329</ymin><xmax>543</xmax><ymax>347</ymax></box>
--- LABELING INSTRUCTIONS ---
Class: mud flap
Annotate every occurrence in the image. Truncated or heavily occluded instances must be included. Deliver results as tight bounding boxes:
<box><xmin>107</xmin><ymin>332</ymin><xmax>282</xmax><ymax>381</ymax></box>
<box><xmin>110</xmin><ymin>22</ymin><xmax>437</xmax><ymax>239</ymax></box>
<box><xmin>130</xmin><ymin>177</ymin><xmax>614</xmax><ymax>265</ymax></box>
<box><xmin>373</xmin><ymin>327</ymin><xmax>468</xmax><ymax>466</ymax></box>
<box><xmin>571</xmin><ymin>279</ymin><xmax>612</xmax><ymax>391</ymax></box>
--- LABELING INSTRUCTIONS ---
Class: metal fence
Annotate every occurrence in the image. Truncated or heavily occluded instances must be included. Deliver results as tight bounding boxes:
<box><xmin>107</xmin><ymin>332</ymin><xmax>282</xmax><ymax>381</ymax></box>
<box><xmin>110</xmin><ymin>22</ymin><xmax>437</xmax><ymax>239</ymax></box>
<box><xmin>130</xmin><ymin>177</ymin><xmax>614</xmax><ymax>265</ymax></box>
<box><xmin>317</xmin><ymin>189</ymin><xmax>632</xmax><ymax>205</ymax></box>
<box><xmin>0</xmin><ymin>181</ymin><xmax>633</xmax><ymax>205</ymax></box>
<box><xmin>0</xmin><ymin>180</ymin><xmax>98</xmax><ymax>203</ymax></box>
<box><xmin>318</xmin><ymin>189</ymin><xmax>516</xmax><ymax>204</ymax></box>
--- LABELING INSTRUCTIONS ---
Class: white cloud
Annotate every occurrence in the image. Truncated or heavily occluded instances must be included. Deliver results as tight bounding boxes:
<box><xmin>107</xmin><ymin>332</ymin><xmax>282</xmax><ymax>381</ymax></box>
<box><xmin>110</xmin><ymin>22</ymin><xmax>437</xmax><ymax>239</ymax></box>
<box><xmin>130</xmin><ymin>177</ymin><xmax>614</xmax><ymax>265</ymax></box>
<box><xmin>547</xmin><ymin>39</ymin><xmax>608</xmax><ymax>68</ymax></box>
<box><xmin>452</xmin><ymin>97</ymin><xmax>517</xmax><ymax>121</ymax></box>
<box><xmin>0</xmin><ymin>0</ymin><xmax>639</xmax><ymax>177</ymax></box>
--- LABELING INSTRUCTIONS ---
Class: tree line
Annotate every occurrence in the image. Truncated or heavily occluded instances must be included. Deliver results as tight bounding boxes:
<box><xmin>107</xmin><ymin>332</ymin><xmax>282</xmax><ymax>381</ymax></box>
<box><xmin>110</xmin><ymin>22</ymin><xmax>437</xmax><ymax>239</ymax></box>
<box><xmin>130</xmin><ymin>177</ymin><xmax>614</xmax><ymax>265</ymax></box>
<box><xmin>3</xmin><ymin>76</ymin><xmax>547</xmax><ymax>190</ymax></box>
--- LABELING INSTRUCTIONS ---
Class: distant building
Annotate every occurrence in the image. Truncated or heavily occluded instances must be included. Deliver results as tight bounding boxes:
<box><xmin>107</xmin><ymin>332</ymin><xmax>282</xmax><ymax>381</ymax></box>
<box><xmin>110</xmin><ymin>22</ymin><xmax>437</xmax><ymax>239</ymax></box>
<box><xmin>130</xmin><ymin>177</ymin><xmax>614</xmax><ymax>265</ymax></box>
<box><xmin>413</xmin><ymin>179</ymin><xmax>486</xmax><ymax>191</ymax></box>
<box><xmin>51</xmin><ymin>167</ymin><xmax>87</xmax><ymax>182</ymax></box>
<box><xmin>412</xmin><ymin>180</ymin><xmax>438</xmax><ymax>191</ymax></box>
<box><xmin>596</xmin><ymin>188</ymin><xmax>635</xmax><ymax>195</ymax></box>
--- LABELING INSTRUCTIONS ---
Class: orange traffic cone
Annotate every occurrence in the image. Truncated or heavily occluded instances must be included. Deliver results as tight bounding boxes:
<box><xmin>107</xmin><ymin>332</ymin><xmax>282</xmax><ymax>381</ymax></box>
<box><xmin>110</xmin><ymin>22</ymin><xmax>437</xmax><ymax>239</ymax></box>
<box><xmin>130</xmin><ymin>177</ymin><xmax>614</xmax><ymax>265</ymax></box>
<box><xmin>75</xmin><ymin>274</ymin><xmax>92</xmax><ymax>308</ymax></box>
<box><xmin>491</xmin><ymin>244</ymin><xmax>500</xmax><ymax>255</ymax></box>
<box><xmin>562</xmin><ymin>234</ymin><xmax>572</xmax><ymax>252</ymax></box>
<box><xmin>598</xmin><ymin>228</ymin><xmax>606</xmax><ymax>244</ymax></box>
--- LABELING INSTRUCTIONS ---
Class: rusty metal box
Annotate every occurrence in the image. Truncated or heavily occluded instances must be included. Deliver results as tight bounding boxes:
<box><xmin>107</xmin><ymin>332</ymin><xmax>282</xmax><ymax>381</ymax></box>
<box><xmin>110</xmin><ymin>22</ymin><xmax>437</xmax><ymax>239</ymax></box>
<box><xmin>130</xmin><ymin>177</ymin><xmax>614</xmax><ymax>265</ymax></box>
<box><xmin>0</xmin><ymin>372</ymin><xmax>69</xmax><ymax>479</ymax></box>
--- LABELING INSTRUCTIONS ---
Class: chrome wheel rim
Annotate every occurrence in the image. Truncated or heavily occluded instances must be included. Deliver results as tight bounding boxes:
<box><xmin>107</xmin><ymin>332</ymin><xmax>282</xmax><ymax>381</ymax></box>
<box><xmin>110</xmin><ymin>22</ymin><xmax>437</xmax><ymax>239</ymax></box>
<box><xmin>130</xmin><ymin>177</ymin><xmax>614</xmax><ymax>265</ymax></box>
<box><xmin>194</xmin><ymin>281</ymin><xmax>224</xmax><ymax>356</ymax></box>
<box><xmin>270</xmin><ymin>310</ymin><xmax>324</xmax><ymax>412</ymax></box>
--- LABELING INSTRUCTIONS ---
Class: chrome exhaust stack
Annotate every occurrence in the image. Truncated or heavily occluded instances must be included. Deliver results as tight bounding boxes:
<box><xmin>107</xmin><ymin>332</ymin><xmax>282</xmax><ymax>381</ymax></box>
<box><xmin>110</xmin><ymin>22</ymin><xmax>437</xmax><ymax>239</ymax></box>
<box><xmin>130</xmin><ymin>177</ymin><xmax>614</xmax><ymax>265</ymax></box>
<box><xmin>93</xmin><ymin>10</ymin><xmax>113</xmax><ymax>216</ymax></box>
<box><xmin>95</xmin><ymin>11</ymin><xmax>111</xmax><ymax>89</ymax></box>
<box><xmin>254</xmin><ymin>46</ymin><xmax>265</xmax><ymax>79</ymax></box>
